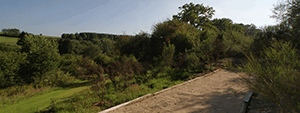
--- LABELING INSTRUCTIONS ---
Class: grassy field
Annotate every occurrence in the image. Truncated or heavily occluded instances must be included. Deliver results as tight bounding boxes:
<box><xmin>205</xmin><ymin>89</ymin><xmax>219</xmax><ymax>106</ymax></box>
<box><xmin>0</xmin><ymin>36</ymin><xmax>19</xmax><ymax>43</ymax></box>
<box><xmin>0</xmin><ymin>34</ymin><xmax>60</xmax><ymax>44</ymax></box>
<box><xmin>0</xmin><ymin>80</ymin><xmax>91</xmax><ymax>113</ymax></box>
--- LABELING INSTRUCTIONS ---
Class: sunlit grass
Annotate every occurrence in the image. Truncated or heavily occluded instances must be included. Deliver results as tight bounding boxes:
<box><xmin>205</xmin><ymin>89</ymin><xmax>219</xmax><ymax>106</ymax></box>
<box><xmin>0</xmin><ymin>36</ymin><xmax>19</xmax><ymax>43</ymax></box>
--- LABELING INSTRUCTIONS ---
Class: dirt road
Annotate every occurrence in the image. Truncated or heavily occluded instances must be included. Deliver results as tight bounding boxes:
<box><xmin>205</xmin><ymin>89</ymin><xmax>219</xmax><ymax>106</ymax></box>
<box><xmin>103</xmin><ymin>69</ymin><xmax>250</xmax><ymax>113</ymax></box>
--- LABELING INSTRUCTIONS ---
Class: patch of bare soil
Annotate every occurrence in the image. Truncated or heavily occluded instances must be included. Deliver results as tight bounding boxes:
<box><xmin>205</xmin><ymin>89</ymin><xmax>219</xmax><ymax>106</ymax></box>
<box><xmin>105</xmin><ymin>69</ymin><xmax>251</xmax><ymax>113</ymax></box>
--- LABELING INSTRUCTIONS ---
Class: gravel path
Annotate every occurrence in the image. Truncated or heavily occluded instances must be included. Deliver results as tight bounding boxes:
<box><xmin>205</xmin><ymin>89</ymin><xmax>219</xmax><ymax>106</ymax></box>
<box><xmin>103</xmin><ymin>69</ymin><xmax>251</xmax><ymax>113</ymax></box>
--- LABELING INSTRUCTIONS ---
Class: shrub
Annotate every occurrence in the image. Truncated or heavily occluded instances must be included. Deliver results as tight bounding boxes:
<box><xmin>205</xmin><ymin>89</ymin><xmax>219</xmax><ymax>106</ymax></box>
<box><xmin>60</xmin><ymin>54</ymin><xmax>82</xmax><ymax>77</ymax></box>
<box><xmin>240</xmin><ymin>40</ymin><xmax>300</xmax><ymax>113</ymax></box>
<box><xmin>0</xmin><ymin>43</ymin><xmax>21</xmax><ymax>52</ymax></box>
<box><xmin>185</xmin><ymin>52</ymin><xmax>203</xmax><ymax>70</ymax></box>
<box><xmin>94</xmin><ymin>53</ymin><xmax>114</xmax><ymax>66</ymax></box>
<box><xmin>105</xmin><ymin>55</ymin><xmax>143</xmax><ymax>90</ymax></box>
<box><xmin>160</xmin><ymin>42</ymin><xmax>175</xmax><ymax>67</ymax></box>
<box><xmin>0</xmin><ymin>51</ymin><xmax>27</xmax><ymax>88</ymax></box>
<box><xmin>17</xmin><ymin>35</ymin><xmax>62</xmax><ymax>86</ymax></box>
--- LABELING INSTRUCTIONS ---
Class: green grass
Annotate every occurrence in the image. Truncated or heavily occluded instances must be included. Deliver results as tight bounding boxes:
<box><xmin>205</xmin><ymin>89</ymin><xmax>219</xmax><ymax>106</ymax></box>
<box><xmin>47</xmin><ymin>72</ymin><xmax>185</xmax><ymax>112</ymax></box>
<box><xmin>0</xmin><ymin>36</ymin><xmax>19</xmax><ymax>43</ymax></box>
<box><xmin>0</xmin><ymin>34</ymin><xmax>60</xmax><ymax>44</ymax></box>
<box><xmin>0</xmin><ymin>86</ymin><xmax>90</xmax><ymax>113</ymax></box>
<box><xmin>0</xmin><ymin>69</ymin><xmax>190</xmax><ymax>113</ymax></box>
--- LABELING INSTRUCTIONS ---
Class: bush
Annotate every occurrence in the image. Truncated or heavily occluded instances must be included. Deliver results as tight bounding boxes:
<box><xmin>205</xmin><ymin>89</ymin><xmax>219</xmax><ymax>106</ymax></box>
<box><xmin>18</xmin><ymin>35</ymin><xmax>62</xmax><ymax>85</ymax></box>
<box><xmin>105</xmin><ymin>55</ymin><xmax>143</xmax><ymax>90</ymax></box>
<box><xmin>240</xmin><ymin>40</ymin><xmax>300</xmax><ymax>113</ymax></box>
<box><xmin>0</xmin><ymin>43</ymin><xmax>21</xmax><ymax>52</ymax></box>
<box><xmin>0</xmin><ymin>51</ymin><xmax>27</xmax><ymax>88</ymax></box>
<box><xmin>160</xmin><ymin>42</ymin><xmax>175</xmax><ymax>67</ymax></box>
<box><xmin>185</xmin><ymin>52</ymin><xmax>203</xmax><ymax>70</ymax></box>
<box><xmin>60</xmin><ymin>54</ymin><xmax>82</xmax><ymax>77</ymax></box>
<box><xmin>94</xmin><ymin>53</ymin><xmax>114</xmax><ymax>66</ymax></box>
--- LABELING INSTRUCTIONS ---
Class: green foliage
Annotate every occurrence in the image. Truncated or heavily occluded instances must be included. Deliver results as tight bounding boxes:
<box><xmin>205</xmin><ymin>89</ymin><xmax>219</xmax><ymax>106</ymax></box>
<box><xmin>60</xmin><ymin>54</ymin><xmax>83</xmax><ymax>77</ymax></box>
<box><xmin>173</xmin><ymin>2</ymin><xmax>215</xmax><ymax>30</ymax></box>
<box><xmin>2</xmin><ymin>28</ymin><xmax>20</xmax><ymax>37</ymax></box>
<box><xmin>18</xmin><ymin>35</ymin><xmax>63</xmax><ymax>86</ymax></box>
<box><xmin>105</xmin><ymin>55</ymin><xmax>143</xmax><ymax>91</ymax></box>
<box><xmin>82</xmin><ymin>41</ymin><xmax>102</xmax><ymax>60</ymax></box>
<box><xmin>58</xmin><ymin>39</ymin><xmax>74</xmax><ymax>54</ymax></box>
<box><xmin>118</xmin><ymin>31</ymin><xmax>151</xmax><ymax>62</ymax></box>
<box><xmin>160</xmin><ymin>42</ymin><xmax>175</xmax><ymax>67</ymax></box>
<box><xmin>61</xmin><ymin>32</ymin><xmax>119</xmax><ymax>42</ymax></box>
<box><xmin>240</xmin><ymin>40</ymin><xmax>300</xmax><ymax>113</ymax></box>
<box><xmin>92</xmin><ymin>37</ymin><xmax>115</xmax><ymax>55</ymax></box>
<box><xmin>151</xmin><ymin>19</ymin><xmax>200</xmax><ymax>57</ymax></box>
<box><xmin>0</xmin><ymin>43</ymin><xmax>21</xmax><ymax>52</ymax></box>
<box><xmin>212</xmin><ymin>18</ymin><xmax>233</xmax><ymax>32</ymax></box>
<box><xmin>271</xmin><ymin>0</ymin><xmax>300</xmax><ymax>42</ymax></box>
<box><xmin>94</xmin><ymin>53</ymin><xmax>114</xmax><ymax>66</ymax></box>
<box><xmin>185</xmin><ymin>52</ymin><xmax>202</xmax><ymax>70</ymax></box>
<box><xmin>0</xmin><ymin>51</ymin><xmax>27</xmax><ymax>88</ymax></box>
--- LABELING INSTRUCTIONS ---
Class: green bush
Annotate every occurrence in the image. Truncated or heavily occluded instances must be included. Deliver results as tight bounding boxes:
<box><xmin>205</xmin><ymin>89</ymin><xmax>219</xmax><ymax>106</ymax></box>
<box><xmin>185</xmin><ymin>52</ymin><xmax>203</xmax><ymax>70</ymax></box>
<box><xmin>160</xmin><ymin>42</ymin><xmax>175</xmax><ymax>67</ymax></box>
<box><xmin>240</xmin><ymin>40</ymin><xmax>300</xmax><ymax>113</ymax></box>
<box><xmin>17</xmin><ymin>35</ymin><xmax>62</xmax><ymax>86</ymax></box>
<box><xmin>60</xmin><ymin>54</ymin><xmax>83</xmax><ymax>77</ymax></box>
<box><xmin>0</xmin><ymin>43</ymin><xmax>21</xmax><ymax>52</ymax></box>
<box><xmin>0</xmin><ymin>51</ymin><xmax>27</xmax><ymax>88</ymax></box>
<box><xmin>94</xmin><ymin>53</ymin><xmax>114</xmax><ymax>66</ymax></box>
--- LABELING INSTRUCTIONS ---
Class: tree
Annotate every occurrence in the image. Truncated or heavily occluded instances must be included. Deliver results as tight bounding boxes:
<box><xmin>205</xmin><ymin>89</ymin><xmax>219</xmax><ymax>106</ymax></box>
<box><xmin>212</xmin><ymin>18</ymin><xmax>233</xmax><ymax>32</ymax></box>
<box><xmin>69</xmin><ymin>34</ymin><xmax>76</xmax><ymax>40</ymax></box>
<box><xmin>0</xmin><ymin>51</ymin><xmax>27</xmax><ymax>88</ymax></box>
<box><xmin>151</xmin><ymin>19</ymin><xmax>200</xmax><ymax>56</ymax></box>
<box><xmin>270</xmin><ymin>0</ymin><xmax>298</xmax><ymax>37</ymax></box>
<box><xmin>18</xmin><ymin>35</ymin><xmax>62</xmax><ymax>85</ymax></box>
<box><xmin>61</xmin><ymin>34</ymin><xmax>68</xmax><ymax>39</ymax></box>
<box><xmin>80</xmin><ymin>33</ymin><xmax>87</xmax><ymax>40</ymax></box>
<box><xmin>58</xmin><ymin>39</ymin><xmax>74</xmax><ymax>55</ymax></box>
<box><xmin>2</xmin><ymin>28</ymin><xmax>20</xmax><ymax>37</ymax></box>
<box><xmin>119</xmin><ymin>31</ymin><xmax>151</xmax><ymax>62</ymax></box>
<box><xmin>173</xmin><ymin>2</ymin><xmax>215</xmax><ymax>30</ymax></box>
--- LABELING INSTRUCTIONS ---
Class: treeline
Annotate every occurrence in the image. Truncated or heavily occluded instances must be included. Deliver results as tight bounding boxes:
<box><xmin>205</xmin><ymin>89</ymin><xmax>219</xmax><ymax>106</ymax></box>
<box><xmin>1</xmin><ymin>28</ymin><xmax>21</xmax><ymax>37</ymax></box>
<box><xmin>61</xmin><ymin>32</ymin><xmax>125</xmax><ymax>41</ymax></box>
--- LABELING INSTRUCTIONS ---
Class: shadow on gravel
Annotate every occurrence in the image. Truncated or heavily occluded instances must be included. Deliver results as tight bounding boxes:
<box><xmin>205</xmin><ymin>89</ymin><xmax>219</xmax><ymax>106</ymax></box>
<box><xmin>168</xmin><ymin>74</ymin><xmax>248</xmax><ymax>113</ymax></box>
<box><xmin>171</xmin><ymin>89</ymin><xmax>245</xmax><ymax>113</ymax></box>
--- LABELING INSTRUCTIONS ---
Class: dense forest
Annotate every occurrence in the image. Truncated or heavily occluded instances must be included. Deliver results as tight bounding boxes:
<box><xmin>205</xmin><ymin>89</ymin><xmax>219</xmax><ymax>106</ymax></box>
<box><xmin>0</xmin><ymin>1</ymin><xmax>299</xmax><ymax>112</ymax></box>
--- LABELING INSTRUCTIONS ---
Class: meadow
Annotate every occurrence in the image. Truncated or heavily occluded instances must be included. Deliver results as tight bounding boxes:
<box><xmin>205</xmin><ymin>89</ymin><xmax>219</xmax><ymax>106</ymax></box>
<box><xmin>0</xmin><ymin>35</ymin><xmax>19</xmax><ymax>43</ymax></box>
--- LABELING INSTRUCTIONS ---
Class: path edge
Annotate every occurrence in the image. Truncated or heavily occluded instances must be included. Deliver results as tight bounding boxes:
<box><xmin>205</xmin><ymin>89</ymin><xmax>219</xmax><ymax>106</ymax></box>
<box><xmin>98</xmin><ymin>68</ymin><xmax>222</xmax><ymax>113</ymax></box>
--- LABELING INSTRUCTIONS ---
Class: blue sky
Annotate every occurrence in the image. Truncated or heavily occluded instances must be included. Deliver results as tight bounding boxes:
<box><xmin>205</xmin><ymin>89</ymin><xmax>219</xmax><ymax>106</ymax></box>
<box><xmin>0</xmin><ymin>0</ymin><xmax>279</xmax><ymax>37</ymax></box>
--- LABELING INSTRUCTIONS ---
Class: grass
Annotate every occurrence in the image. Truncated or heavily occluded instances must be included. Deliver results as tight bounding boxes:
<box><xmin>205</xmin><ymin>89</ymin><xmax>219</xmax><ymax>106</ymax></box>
<box><xmin>0</xmin><ymin>67</ymin><xmax>199</xmax><ymax>113</ymax></box>
<box><xmin>0</xmin><ymin>80</ymin><xmax>91</xmax><ymax>113</ymax></box>
<box><xmin>0</xmin><ymin>36</ymin><xmax>19</xmax><ymax>43</ymax></box>
<box><xmin>0</xmin><ymin>33</ymin><xmax>60</xmax><ymax>44</ymax></box>
<box><xmin>45</xmin><ymin>75</ymin><xmax>185</xmax><ymax>113</ymax></box>
<box><xmin>0</xmin><ymin>86</ymin><xmax>90</xmax><ymax>113</ymax></box>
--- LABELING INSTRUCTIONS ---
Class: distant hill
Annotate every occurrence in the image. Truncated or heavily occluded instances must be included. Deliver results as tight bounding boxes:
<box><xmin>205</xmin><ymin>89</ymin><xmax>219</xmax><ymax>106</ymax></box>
<box><xmin>61</xmin><ymin>32</ymin><xmax>133</xmax><ymax>41</ymax></box>
<box><xmin>0</xmin><ymin>32</ymin><xmax>60</xmax><ymax>44</ymax></box>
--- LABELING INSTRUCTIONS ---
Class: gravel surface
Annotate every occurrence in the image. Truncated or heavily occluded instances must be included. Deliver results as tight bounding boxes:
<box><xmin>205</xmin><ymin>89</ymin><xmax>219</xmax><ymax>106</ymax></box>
<box><xmin>104</xmin><ymin>69</ymin><xmax>251</xmax><ymax>113</ymax></box>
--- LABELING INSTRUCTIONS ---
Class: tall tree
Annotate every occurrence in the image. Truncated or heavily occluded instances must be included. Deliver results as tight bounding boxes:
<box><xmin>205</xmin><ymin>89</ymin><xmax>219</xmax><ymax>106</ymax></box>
<box><xmin>18</xmin><ymin>35</ymin><xmax>61</xmax><ymax>84</ymax></box>
<box><xmin>172</xmin><ymin>2</ymin><xmax>215</xmax><ymax>30</ymax></box>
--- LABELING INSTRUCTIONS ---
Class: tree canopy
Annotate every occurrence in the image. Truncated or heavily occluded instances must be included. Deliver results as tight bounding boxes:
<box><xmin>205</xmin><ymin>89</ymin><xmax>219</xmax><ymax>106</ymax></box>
<box><xmin>172</xmin><ymin>2</ymin><xmax>215</xmax><ymax>30</ymax></box>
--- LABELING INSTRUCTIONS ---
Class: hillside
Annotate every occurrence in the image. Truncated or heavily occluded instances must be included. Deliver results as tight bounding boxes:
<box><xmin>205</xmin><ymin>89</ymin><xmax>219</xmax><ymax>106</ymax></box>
<box><xmin>0</xmin><ymin>32</ymin><xmax>60</xmax><ymax>44</ymax></box>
